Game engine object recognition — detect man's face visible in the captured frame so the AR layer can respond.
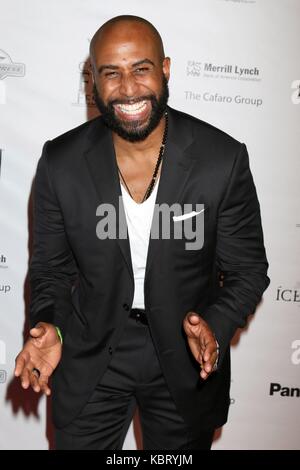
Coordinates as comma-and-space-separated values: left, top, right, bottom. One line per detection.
92, 22, 170, 142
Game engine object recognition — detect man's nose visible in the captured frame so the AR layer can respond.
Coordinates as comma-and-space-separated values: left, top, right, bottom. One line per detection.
119, 73, 138, 98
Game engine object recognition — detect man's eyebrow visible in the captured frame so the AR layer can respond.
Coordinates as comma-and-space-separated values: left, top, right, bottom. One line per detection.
97, 58, 155, 74
132, 58, 155, 68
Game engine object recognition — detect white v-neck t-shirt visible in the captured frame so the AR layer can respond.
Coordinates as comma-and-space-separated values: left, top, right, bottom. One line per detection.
120, 180, 159, 309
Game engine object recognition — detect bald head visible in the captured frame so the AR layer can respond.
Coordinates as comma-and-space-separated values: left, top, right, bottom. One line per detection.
90, 15, 165, 68
89, 15, 170, 142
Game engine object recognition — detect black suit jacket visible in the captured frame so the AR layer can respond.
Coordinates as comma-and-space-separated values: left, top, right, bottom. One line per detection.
30, 107, 269, 431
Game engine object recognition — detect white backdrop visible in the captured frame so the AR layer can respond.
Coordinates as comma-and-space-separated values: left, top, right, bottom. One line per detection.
0, 0, 299, 450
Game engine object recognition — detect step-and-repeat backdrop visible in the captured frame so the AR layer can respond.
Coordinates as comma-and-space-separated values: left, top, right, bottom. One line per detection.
0, 0, 299, 450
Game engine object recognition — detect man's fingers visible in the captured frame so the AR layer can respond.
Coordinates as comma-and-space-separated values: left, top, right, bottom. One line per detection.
203, 339, 218, 362
39, 374, 51, 396
187, 337, 206, 366
30, 371, 41, 393
20, 367, 31, 389
183, 311, 219, 380
14, 355, 26, 377
30, 326, 45, 338
183, 315, 201, 338
186, 313, 201, 325
25, 367, 51, 395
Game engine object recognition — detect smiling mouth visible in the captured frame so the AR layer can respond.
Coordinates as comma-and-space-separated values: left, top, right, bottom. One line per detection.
113, 99, 150, 119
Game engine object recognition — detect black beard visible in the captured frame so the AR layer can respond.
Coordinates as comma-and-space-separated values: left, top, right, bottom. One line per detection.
93, 76, 169, 142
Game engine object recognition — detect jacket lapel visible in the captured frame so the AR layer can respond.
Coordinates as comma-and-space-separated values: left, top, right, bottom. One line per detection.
83, 108, 197, 283
145, 108, 197, 277
84, 119, 133, 279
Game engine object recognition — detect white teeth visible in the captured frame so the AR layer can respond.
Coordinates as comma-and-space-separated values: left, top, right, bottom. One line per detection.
116, 100, 147, 115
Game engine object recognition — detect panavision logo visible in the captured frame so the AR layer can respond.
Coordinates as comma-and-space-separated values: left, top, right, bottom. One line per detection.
276, 286, 300, 303
187, 60, 261, 82
269, 383, 299, 397
0, 50, 25, 80
291, 80, 300, 104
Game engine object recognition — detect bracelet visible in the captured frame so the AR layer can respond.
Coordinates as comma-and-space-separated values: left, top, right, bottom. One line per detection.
55, 326, 63, 344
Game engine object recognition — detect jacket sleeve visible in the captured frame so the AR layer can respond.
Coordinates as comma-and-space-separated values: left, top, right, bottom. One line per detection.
200, 143, 270, 366
29, 142, 78, 336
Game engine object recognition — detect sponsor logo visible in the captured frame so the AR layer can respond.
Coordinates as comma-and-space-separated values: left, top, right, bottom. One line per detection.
187, 60, 261, 82
291, 80, 300, 104
0, 254, 8, 269
185, 90, 263, 107
0, 284, 11, 294
276, 286, 300, 303
73, 59, 96, 108
269, 382, 300, 397
291, 340, 300, 365
0, 49, 25, 80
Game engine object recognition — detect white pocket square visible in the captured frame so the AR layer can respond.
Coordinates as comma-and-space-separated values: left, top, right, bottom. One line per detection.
173, 209, 205, 222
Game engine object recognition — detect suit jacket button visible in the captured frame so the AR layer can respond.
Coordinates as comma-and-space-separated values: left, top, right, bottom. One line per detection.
123, 303, 129, 311
109, 347, 113, 355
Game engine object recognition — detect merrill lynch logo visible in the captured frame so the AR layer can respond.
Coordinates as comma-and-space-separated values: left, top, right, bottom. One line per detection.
0, 49, 25, 80
187, 60, 260, 80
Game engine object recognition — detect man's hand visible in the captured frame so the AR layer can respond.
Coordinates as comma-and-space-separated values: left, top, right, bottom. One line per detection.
183, 312, 219, 380
14, 322, 62, 396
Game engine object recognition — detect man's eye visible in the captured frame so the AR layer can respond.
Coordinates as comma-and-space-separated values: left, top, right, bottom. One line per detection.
135, 67, 149, 74
105, 71, 118, 78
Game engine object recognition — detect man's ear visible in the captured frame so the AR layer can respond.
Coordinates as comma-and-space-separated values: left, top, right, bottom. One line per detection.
162, 57, 171, 82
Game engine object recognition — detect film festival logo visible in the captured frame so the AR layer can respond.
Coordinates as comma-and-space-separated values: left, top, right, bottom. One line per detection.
187, 59, 261, 82
0, 49, 25, 104
73, 57, 96, 108
291, 80, 300, 105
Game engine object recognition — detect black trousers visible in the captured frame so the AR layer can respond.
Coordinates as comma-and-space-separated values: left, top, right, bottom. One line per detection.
55, 314, 214, 450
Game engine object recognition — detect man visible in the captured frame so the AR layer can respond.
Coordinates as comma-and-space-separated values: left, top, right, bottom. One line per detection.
15, 15, 269, 450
